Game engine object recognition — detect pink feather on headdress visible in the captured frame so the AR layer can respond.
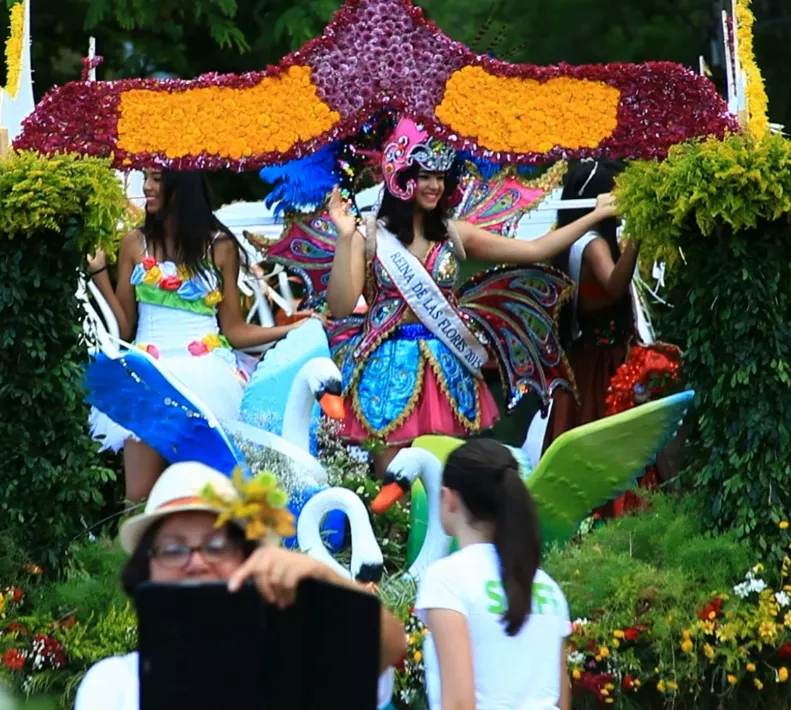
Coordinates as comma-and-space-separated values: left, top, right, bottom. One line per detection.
381, 117, 456, 200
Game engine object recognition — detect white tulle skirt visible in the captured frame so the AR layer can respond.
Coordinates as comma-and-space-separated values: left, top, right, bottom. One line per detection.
89, 304, 245, 453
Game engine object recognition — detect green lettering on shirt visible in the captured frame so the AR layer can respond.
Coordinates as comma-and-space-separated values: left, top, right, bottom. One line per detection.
483, 579, 561, 616
485, 579, 507, 614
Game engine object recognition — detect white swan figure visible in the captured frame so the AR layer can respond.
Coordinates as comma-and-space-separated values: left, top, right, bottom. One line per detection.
297, 487, 384, 584
371, 448, 452, 583
228, 320, 345, 486
281, 357, 344, 449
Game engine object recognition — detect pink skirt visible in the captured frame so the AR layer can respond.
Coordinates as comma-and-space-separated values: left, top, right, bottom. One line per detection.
338, 323, 499, 446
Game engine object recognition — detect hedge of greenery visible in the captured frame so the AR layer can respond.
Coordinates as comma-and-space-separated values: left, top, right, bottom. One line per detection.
616, 133, 791, 560
0, 152, 127, 568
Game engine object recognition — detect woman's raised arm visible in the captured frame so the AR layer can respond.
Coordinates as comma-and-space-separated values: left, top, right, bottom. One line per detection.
455, 192, 617, 265
326, 187, 366, 319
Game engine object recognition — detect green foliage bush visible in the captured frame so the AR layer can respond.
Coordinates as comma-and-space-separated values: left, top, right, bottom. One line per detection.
617, 134, 791, 559
0, 152, 127, 567
616, 132, 791, 264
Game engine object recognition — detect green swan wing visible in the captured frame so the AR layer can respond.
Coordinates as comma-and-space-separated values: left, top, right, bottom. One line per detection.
530, 390, 694, 547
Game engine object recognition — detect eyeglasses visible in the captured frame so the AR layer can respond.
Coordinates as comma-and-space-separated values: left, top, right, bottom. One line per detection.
149, 535, 242, 569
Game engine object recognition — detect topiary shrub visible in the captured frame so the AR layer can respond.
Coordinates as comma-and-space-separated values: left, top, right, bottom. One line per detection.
616, 132, 791, 560
0, 151, 127, 568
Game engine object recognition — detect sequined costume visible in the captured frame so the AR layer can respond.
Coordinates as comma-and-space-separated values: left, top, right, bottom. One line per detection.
259, 117, 576, 446
331, 224, 497, 443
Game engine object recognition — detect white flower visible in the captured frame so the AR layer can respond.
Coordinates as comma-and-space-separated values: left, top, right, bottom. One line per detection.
776, 591, 790, 608
568, 651, 585, 665
733, 575, 767, 599
573, 617, 590, 626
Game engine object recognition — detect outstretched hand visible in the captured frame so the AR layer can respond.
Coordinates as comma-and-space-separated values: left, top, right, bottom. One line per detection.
594, 192, 617, 219
227, 546, 330, 609
327, 186, 357, 239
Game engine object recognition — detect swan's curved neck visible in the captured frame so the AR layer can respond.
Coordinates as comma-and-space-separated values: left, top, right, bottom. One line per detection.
281, 362, 315, 449
408, 456, 451, 581
297, 489, 379, 581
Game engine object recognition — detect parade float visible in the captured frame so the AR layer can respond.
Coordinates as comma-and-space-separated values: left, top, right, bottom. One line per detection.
2, 0, 791, 707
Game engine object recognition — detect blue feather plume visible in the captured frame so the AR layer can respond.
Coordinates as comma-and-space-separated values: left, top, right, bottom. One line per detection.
85, 350, 248, 477
259, 143, 341, 215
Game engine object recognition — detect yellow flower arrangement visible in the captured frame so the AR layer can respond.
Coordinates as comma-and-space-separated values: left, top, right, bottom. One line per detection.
4, 1, 24, 99
201, 467, 295, 542
734, 0, 770, 140
436, 66, 620, 154
116, 65, 341, 160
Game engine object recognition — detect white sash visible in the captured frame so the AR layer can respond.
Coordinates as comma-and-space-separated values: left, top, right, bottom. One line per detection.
568, 231, 599, 341
375, 226, 488, 379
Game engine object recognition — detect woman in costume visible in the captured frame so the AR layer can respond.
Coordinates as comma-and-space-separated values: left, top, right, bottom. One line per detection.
415, 439, 571, 710
542, 160, 640, 509
326, 117, 617, 476
88, 169, 303, 501
74, 461, 406, 710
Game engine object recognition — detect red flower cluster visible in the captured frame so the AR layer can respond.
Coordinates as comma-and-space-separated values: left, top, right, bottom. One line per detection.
13, 0, 738, 172
605, 342, 682, 416
573, 670, 615, 702
698, 596, 723, 621
6, 621, 28, 635
2, 648, 26, 672
30, 634, 67, 671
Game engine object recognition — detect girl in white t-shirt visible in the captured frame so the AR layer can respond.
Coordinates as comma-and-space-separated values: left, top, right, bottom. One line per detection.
415, 438, 572, 710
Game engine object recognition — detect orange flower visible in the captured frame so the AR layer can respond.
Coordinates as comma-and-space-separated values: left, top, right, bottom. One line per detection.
436, 67, 620, 154
117, 66, 340, 159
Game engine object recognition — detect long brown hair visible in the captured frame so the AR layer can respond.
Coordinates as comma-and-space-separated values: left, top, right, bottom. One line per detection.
443, 439, 541, 636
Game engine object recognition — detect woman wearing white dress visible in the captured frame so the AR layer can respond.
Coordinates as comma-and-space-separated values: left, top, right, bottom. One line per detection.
415, 438, 572, 710
88, 170, 303, 501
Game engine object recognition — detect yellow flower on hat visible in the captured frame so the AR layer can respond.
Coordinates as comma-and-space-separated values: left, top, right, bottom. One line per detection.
201, 467, 295, 542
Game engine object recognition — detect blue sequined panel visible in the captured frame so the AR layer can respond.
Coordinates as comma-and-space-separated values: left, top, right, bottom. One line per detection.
424, 338, 478, 423
356, 324, 479, 431
357, 331, 422, 432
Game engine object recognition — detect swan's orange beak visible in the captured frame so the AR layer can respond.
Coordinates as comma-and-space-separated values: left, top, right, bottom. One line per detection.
319, 393, 345, 421
371, 482, 403, 515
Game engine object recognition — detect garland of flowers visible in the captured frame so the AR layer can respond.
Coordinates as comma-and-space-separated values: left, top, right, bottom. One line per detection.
14, 0, 737, 171
734, 0, 770, 140
3, 1, 24, 99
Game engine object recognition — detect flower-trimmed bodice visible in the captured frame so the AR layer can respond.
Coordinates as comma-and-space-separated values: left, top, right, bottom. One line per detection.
130, 256, 224, 316
129, 256, 234, 363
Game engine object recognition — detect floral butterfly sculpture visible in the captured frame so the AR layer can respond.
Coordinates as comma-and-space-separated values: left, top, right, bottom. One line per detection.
201, 467, 296, 542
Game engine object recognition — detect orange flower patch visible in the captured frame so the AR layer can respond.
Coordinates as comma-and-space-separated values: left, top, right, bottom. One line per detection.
116, 65, 340, 160
437, 66, 620, 154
